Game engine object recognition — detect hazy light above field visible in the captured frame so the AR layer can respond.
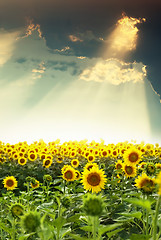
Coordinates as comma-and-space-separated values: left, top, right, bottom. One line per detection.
0, 13, 161, 145
0, 29, 20, 66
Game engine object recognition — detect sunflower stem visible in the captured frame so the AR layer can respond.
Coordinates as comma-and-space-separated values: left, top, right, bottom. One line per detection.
153, 195, 161, 240
146, 208, 149, 235
63, 180, 66, 195
92, 216, 98, 240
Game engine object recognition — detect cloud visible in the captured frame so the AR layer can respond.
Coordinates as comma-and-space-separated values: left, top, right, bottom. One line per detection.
0, 29, 20, 66
69, 35, 83, 42
32, 61, 46, 81
77, 56, 86, 59
69, 30, 103, 43
17, 19, 43, 40
148, 80, 161, 103
54, 46, 70, 52
104, 13, 146, 57
79, 58, 147, 85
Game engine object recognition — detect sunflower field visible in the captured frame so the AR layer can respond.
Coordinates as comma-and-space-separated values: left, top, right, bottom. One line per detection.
1, 139, 161, 240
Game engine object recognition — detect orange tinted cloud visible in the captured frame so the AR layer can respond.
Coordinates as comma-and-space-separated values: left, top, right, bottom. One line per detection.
69, 35, 83, 42
54, 46, 70, 52
77, 56, 86, 59
106, 13, 146, 56
17, 19, 43, 40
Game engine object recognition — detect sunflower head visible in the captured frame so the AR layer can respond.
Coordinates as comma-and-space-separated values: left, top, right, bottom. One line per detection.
43, 159, 52, 168
135, 173, 155, 193
62, 166, 76, 181
71, 159, 79, 168
81, 166, 107, 193
87, 154, 95, 162
10, 203, 24, 218
145, 162, 156, 176
115, 160, 124, 172
124, 147, 142, 165
82, 193, 105, 216
75, 170, 81, 180
31, 179, 40, 189
123, 164, 137, 178
156, 163, 161, 170
18, 157, 27, 166
25, 176, 32, 183
3, 176, 18, 191
43, 174, 52, 183
84, 162, 99, 172
21, 211, 41, 233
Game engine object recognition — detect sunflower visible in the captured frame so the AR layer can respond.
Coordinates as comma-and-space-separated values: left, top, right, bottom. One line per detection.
139, 162, 147, 169
94, 149, 100, 156
145, 162, 156, 176
61, 165, 70, 174
156, 163, 161, 170
84, 162, 99, 171
31, 180, 40, 189
3, 176, 18, 190
38, 153, 45, 160
87, 154, 95, 162
71, 159, 79, 168
135, 173, 155, 193
28, 151, 38, 161
81, 166, 107, 193
18, 157, 27, 166
115, 160, 124, 172
13, 153, 19, 160
43, 158, 53, 168
101, 149, 108, 158
145, 143, 153, 151
10, 203, 24, 218
62, 166, 76, 181
70, 150, 77, 158
124, 147, 142, 165
75, 170, 81, 180
112, 149, 118, 158
123, 164, 137, 178
56, 156, 64, 163
155, 171, 161, 195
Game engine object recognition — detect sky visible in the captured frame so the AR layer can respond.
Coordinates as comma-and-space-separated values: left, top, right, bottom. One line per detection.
0, 0, 161, 145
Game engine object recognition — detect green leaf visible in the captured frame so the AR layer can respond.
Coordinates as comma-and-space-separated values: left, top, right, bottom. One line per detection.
0, 222, 13, 236
119, 211, 142, 220
106, 228, 124, 238
68, 233, 93, 240
125, 198, 152, 210
37, 201, 55, 208
61, 228, 71, 238
53, 216, 66, 232
98, 223, 122, 236
80, 226, 93, 232
18, 233, 35, 240
130, 234, 151, 240
66, 213, 81, 223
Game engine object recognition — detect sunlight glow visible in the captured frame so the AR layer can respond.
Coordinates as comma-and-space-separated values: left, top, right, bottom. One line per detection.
0, 29, 20, 66
79, 58, 147, 85
105, 13, 146, 57
1, 74, 151, 145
